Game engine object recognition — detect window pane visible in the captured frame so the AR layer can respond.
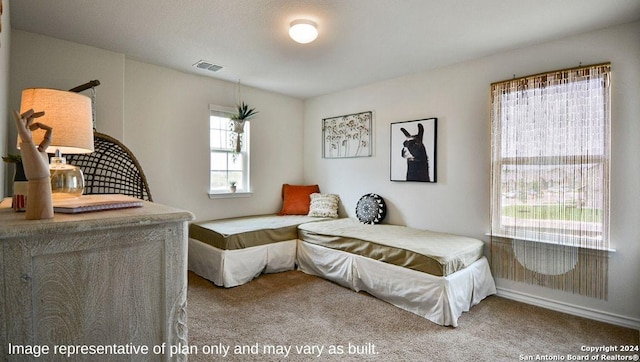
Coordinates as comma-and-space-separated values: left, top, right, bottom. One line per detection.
210, 171, 228, 190
210, 115, 227, 129
210, 151, 228, 170
228, 171, 243, 189
228, 153, 243, 171
211, 114, 233, 150
210, 129, 224, 148
500, 81, 606, 159
499, 162, 604, 242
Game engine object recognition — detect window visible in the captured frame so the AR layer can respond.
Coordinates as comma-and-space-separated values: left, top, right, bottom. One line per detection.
490, 64, 611, 250
209, 105, 250, 194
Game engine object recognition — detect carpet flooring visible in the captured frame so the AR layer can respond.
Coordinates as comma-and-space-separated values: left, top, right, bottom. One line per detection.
186, 271, 638, 361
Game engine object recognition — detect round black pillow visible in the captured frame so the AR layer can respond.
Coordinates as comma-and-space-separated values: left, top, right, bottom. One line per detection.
355, 193, 387, 224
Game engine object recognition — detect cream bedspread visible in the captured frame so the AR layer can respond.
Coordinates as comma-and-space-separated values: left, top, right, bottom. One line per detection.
297, 240, 496, 327
297, 218, 484, 276
189, 214, 327, 250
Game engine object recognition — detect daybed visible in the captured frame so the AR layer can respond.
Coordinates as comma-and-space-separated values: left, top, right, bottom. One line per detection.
188, 214, 326, 287
188, 188, 495, 327
296, 218, 496, 327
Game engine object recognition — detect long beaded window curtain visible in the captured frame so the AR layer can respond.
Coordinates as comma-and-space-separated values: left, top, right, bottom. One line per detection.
489, 63, 611, 299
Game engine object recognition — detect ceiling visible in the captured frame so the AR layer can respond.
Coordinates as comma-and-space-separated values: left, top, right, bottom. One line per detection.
9, 0, 640, 99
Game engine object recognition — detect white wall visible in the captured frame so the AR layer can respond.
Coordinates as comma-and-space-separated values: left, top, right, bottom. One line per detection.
0, 0, 10, 198
7, 30, 305, 221
123, 60, 305, 219
9, 31, 125, 140
303, 22, 640, 326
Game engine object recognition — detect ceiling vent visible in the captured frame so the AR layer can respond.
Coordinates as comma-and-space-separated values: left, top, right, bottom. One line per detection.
193, 60, 223, 72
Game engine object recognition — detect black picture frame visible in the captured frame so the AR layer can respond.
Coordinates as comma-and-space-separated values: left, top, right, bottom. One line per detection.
390, 118, 437, 182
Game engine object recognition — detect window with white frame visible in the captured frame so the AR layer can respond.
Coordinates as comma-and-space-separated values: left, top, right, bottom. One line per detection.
490, 63, 610, 250
209, 105, 250, 193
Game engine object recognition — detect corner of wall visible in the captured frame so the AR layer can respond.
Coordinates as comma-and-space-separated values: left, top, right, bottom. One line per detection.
1, 0, 12, 198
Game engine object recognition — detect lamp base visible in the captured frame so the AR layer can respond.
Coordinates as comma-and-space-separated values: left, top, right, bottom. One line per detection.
50, 156, 84, 199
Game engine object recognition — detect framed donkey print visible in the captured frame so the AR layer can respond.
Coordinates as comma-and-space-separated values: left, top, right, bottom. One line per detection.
390, 118, 437, 182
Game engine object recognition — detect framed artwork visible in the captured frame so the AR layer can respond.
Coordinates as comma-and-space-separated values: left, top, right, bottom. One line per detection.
322, 111, 372, 158
390, 118, 437, 182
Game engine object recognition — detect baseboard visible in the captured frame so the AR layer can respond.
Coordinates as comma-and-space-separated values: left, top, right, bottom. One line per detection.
496, 287, 640, 331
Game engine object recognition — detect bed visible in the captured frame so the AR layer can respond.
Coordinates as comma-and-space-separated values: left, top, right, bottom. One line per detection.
188, 214, 327, 287
296, 218, 496, 327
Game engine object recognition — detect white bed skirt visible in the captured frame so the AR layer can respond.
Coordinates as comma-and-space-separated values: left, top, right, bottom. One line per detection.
296, 240, 496, 327
188, 238, 297, 288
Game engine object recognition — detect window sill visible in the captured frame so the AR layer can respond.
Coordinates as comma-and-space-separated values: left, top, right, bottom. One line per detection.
486, 233, 616, 254
208, 191, 253, 199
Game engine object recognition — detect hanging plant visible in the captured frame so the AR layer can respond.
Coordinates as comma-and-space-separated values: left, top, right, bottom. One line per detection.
230, 102, 258, 154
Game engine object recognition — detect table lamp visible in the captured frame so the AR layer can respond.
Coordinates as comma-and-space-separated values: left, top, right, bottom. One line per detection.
19, 88, 94, 199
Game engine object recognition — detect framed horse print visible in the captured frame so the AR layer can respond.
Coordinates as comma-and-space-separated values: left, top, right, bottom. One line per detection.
390, 118, 437, 182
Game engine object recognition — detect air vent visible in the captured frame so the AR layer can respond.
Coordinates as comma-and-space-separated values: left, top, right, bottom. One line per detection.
193, 60, 223, 72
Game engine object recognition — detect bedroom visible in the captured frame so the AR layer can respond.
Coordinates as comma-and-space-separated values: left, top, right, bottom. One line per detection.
1, 0, 639, 359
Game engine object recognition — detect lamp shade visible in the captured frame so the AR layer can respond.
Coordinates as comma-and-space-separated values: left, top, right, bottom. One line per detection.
19, 88, 94, 154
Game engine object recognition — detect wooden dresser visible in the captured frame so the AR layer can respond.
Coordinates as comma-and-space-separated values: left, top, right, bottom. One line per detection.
0, 200, 194, 361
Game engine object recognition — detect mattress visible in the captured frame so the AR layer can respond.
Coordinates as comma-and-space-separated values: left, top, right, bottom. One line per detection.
297, 218, 484, 276
189, 214, 327, 250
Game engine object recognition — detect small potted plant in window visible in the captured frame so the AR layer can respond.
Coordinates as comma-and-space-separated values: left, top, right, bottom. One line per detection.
229, 181, 237, 193
230, 102, 258, 154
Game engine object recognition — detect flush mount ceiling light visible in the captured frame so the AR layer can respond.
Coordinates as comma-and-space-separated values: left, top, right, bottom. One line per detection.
289, 20, 318, 44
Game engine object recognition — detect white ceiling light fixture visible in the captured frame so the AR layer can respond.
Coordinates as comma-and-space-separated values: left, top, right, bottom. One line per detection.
289, 20, 318, 44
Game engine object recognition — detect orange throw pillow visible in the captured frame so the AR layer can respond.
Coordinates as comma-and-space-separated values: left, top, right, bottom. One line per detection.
279, 184, 320, 215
